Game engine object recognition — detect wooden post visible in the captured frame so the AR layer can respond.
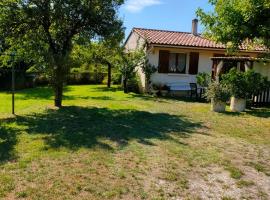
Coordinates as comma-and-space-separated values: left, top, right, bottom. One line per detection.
11, 52, 15, 115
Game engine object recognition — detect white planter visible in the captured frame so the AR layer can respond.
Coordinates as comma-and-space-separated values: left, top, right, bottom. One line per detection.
211, 99, 226, 112
230, 97, 246, 112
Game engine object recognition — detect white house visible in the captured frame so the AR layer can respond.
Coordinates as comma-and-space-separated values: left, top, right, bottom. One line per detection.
124, 19, 270, 92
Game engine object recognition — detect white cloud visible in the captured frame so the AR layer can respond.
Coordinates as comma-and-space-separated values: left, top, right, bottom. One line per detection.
124, 0, 162, 13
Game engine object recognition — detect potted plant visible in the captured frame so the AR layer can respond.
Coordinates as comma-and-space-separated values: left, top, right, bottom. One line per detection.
205, 81, 230, 112
222, 69, 267, 112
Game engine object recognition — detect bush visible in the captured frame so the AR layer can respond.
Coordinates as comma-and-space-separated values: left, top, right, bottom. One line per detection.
34, 74, 50, 86
127, 76, 140, 93
112, 73, 122, 84
196, 72, 211, 87
205, 81, 231, 102
222, 68, 269, 99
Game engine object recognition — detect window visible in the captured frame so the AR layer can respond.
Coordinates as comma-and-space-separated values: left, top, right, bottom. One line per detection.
158, 50, 187, 74
168, 53, 187, 73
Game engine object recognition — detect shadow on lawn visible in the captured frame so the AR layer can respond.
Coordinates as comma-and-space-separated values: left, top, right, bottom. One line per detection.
16, 87, 72, 100
246, 108, 270, 118
0, 125, 17, 163
221, 108, 270, 118
92, 86, 122, 92
14, 106, 202, 150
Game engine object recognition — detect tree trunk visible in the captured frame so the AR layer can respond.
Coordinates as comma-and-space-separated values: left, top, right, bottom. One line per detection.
54, 83, 63, 108
107, 63, 112, 88
123, 78, 128, 93
52, 63, 65, 108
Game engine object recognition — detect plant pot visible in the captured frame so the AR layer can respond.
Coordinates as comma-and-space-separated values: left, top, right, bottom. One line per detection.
230, 97, 246, 112
160, 90, 168, 96
211, 99, 226, 112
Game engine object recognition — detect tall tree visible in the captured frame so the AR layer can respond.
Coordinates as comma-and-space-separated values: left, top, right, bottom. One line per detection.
197, 0, 270, 49
0, 0, 124, 107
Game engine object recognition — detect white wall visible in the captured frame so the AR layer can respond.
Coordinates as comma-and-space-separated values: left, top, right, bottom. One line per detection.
148, 47, 215, 85
124, 32, 147, 90
125, 32, 145, 51
125, 33, 269, 90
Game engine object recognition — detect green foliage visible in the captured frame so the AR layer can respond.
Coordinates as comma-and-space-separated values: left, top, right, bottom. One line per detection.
205, 81, 231, 102
119, 49, 146, 93
70, 40, 123, 87
222, 68, 269, 99
196, 72, 211, 87
222, 69, 249, 99
141, 59, 157, 85
225, 165, 244, 179
0, 0, 124, 107
197, 0, 270, 49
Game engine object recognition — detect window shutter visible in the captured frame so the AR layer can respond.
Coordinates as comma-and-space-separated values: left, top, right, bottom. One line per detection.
189, 52, 199, 75
158, 50, 169, 73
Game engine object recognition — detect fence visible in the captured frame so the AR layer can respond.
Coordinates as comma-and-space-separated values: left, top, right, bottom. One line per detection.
252, 87, 270, 107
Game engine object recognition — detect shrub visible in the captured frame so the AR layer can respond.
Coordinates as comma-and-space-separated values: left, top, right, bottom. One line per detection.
127, 76, 140, 93
222, 68, 269, 99
141, 60, 157, 91
205, 81, 231, 102
112, 72, 122, 84
196, 72, 211, 87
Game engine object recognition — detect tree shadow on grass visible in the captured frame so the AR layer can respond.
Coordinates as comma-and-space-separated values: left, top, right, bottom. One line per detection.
221, 108, 270, 118
92, 86, 122, 92
245, 108, 270, 118
16, 87, 72, 100
14, 106, 202, 150
0, 125, 17, 163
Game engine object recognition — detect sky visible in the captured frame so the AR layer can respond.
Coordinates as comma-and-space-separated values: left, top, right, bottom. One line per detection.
119, 0, 214, 38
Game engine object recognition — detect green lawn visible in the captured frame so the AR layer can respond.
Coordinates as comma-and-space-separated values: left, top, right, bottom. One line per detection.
0, 85, 270, 200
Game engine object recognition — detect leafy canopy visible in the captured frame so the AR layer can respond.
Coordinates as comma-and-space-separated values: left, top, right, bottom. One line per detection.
0, 0, 124, 107
221, 68, 269, 99
197, 0, 270, 49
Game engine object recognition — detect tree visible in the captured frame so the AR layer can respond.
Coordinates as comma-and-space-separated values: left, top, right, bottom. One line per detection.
197, 0, 270, 49
119, 49, 145, 93
0, 0, 124, 107
91, 40, 123, 88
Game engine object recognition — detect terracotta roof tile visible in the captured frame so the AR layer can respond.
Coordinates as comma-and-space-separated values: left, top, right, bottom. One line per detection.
132, 28, 266, 52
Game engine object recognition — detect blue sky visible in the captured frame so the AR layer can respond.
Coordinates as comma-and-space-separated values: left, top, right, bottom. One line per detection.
119, 0, 213, 38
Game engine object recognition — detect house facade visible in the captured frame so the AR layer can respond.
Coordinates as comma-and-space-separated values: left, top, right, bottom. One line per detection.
124, 19, 270, 92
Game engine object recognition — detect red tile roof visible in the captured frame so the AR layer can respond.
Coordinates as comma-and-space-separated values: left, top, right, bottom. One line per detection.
132, 28, 266, 52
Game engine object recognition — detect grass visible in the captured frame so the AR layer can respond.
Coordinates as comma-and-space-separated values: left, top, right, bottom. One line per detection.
0, 85, 270, 199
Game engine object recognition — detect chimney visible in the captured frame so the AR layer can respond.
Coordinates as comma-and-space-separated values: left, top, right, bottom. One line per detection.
192, 19, 198, 35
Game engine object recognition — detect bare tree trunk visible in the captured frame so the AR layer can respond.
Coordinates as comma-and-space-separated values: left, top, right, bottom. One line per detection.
54, 83, 63, 108
107, 63, 112, 88
123, 78, 128, 93
52, 63, 65, 108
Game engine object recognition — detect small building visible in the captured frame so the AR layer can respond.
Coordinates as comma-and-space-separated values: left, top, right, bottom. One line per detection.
124, 19, 270, 92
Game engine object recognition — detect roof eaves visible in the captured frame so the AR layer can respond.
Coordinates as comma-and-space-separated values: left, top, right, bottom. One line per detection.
150, 43, 267, 53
